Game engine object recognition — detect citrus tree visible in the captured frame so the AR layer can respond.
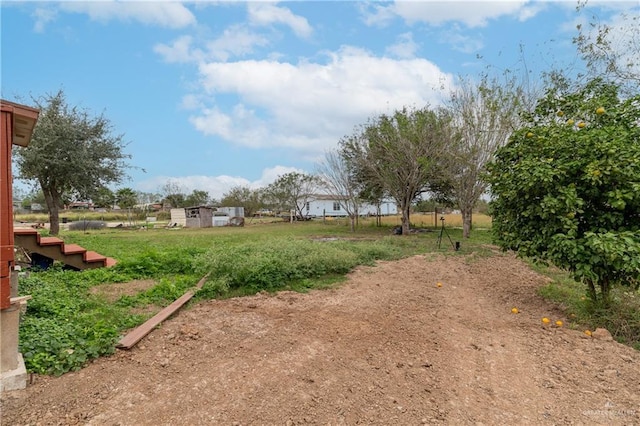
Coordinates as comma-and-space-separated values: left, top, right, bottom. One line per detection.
488, 78, 640, 302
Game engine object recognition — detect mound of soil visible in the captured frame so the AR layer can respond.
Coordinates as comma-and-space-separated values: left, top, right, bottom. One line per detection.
2, 253, 639, 425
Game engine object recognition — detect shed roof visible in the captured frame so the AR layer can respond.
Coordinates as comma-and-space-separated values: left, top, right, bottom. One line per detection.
1, 99, 40, 147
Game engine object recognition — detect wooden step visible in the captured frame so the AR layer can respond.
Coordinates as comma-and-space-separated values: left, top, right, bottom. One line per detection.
38, 236, 64, 246
14, 228, 117, 269
62, 244, 86, 255
83, 251, 107, 263
13, 228, 38, 236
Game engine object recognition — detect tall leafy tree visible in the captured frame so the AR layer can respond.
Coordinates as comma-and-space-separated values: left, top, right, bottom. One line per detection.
444, 74, 523, 238
90, 186, 116, 209
115, 187, 137, 210
116, 187, 137, 225
488, 78, 640, 303
185, 189, 210, 207
220, 185, 264, 217
265, 172, 319, 219
355, 107, 452, 235
14, 90, 131, 234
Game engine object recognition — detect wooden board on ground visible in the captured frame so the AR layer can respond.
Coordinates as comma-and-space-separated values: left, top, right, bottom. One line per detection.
116, 274, 208, 349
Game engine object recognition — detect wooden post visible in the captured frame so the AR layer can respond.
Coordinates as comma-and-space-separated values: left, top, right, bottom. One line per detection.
0, 108, 13, 309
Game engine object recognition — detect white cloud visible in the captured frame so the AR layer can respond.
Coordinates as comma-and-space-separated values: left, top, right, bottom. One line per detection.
154, 35, 203, 64
205, 24, 271, 61
247, 3, 313, 38
362, 1, 540, 28
135, 166, 302, 200
32, 7, 58, 33
518, 3, 548, 22
255, 165, 304, 187
188, 46, 454, 158
59, 1, 196, 29
439, 25, 484, 53
386, 32, 419, 59
358, 2, 398, 27
180, 94, 204, 110
155, 25, 270, 64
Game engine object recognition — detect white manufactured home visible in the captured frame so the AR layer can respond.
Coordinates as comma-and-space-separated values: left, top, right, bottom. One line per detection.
302, 195, 398, 218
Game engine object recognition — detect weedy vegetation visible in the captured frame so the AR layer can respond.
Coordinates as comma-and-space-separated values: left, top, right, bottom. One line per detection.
18, 220, 487, 375
16, 214, 639, 375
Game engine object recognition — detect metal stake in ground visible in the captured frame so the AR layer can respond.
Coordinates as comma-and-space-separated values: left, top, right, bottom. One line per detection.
436, 216, 456, 250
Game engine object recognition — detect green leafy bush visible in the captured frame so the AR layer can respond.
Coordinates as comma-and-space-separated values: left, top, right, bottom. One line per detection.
489, 79, 640, 302
193, 238, 401, 292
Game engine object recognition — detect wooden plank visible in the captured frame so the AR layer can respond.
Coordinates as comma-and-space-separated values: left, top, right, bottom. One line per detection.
116, 274, 209, 350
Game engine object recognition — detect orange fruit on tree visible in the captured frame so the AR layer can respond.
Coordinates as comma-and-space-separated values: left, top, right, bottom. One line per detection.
557, 111, 564, 117
567, 119, 575, 126
596, 107, 605, 115
526, 132, 534, 138
577, 121, 586, 128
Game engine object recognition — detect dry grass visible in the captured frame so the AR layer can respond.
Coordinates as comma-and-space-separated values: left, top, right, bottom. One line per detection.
358, 212, 492, 228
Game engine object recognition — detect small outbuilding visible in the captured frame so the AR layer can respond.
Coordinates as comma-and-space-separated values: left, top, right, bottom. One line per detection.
170, 206, 245, 228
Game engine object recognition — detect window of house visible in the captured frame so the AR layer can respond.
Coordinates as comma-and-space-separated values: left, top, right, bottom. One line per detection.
333, 202, 341, 211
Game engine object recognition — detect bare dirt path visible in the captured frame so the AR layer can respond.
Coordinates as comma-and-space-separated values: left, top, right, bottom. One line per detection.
2, 253, 639, 425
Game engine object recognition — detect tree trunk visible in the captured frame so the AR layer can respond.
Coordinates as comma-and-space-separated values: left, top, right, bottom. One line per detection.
461, 206, 473, 238
42, 186, 61, 235
600, 278, 611, 306
349, 214, 355, 232
587, 280, 597, 302
401, 202, 411, 235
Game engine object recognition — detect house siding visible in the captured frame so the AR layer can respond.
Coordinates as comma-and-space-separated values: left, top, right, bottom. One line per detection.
303, 196, 398, 217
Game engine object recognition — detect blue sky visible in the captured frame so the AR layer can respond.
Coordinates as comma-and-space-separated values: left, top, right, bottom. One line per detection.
2, 1, 638, 200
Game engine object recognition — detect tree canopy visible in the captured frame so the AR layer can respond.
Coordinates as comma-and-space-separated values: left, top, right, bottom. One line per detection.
14, 90, 131, 234
264, 172, 318, 219
488, 78, 640, 302
345, 107, 453, 235
220, 185, 263, 217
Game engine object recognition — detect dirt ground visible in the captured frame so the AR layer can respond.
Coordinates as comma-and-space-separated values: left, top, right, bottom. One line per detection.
2, 253, 640, 425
